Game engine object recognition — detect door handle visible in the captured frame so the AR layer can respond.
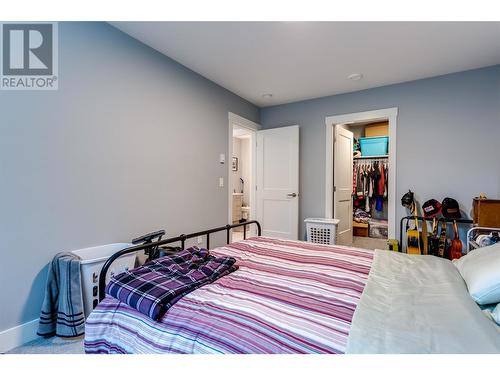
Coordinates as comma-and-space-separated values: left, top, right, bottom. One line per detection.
287, 193, 297, 198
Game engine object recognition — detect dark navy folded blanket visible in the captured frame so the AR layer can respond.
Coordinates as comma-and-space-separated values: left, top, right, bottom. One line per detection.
105, 246, 238, 320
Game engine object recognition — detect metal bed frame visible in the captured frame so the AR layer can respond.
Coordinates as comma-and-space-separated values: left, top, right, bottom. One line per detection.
466, 226, 500, 252
98, 220, 262, 301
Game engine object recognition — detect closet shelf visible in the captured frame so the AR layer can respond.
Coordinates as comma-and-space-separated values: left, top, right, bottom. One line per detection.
353, 155, 388, 160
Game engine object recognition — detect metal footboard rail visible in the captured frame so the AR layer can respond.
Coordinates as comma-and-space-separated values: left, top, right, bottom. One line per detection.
98, 220, 262, 301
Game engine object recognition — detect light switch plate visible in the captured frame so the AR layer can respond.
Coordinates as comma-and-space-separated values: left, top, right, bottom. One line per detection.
219, 153, 225, 164
219, 177, 224, 187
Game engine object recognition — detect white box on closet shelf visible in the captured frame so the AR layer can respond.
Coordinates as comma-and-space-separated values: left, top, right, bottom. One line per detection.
72, 243, 136, 317
305, 218, 340, 245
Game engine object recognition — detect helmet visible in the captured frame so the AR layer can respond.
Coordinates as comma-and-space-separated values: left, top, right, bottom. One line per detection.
401, 190, 415, 210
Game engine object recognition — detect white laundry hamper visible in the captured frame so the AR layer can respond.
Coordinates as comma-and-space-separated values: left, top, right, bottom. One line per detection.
305, 218, 340, 245
71, 243, 136, 317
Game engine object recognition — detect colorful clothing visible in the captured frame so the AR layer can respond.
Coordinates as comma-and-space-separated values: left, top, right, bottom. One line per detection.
105, 247, 237, 320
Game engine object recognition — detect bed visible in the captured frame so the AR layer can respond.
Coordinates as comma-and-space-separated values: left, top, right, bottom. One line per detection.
84, 223, 500, 354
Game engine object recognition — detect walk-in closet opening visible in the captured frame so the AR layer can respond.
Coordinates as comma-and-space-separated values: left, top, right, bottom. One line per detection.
344, 121, 389, 249
325, 108, 398, 250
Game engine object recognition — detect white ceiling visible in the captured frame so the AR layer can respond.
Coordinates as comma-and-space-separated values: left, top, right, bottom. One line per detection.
111, 22, 500, 107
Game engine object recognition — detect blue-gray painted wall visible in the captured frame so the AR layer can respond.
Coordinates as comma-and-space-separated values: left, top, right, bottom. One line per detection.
0, 21, 498, 337
0, 22, 259, 332
260, 65, 500, 240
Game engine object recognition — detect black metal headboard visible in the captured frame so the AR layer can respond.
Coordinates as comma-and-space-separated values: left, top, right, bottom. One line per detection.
98, 220, 262, 301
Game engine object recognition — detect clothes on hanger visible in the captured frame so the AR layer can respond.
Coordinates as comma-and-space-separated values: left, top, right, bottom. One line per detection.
377, 163, 385, 211
356, 164, 364, 199
352, 158, 388, 215
384, 164, 388, 198
352, 163, 358, 195
375, 196, 384, 212
368, 164, 374, 198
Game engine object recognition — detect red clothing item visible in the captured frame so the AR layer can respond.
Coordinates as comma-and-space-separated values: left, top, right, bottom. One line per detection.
378, 163, 385, 196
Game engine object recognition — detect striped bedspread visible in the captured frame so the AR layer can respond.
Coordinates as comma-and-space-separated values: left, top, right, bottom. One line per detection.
84, 237, 373, 354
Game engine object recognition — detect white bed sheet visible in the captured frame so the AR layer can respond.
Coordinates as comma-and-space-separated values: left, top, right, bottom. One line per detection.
347, 250, 500, 353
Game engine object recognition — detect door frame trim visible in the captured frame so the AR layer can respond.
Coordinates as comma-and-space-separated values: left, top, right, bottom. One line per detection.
228, 113, 260, 235
325, 107, 398, 239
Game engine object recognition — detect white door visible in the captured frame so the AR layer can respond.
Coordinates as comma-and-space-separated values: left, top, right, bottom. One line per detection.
334, 126, 353, 245
256, 125, 299, 239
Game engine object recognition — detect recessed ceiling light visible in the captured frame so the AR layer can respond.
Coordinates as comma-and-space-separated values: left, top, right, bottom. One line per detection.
347, 73, 363, 81
262, 93, 273, 99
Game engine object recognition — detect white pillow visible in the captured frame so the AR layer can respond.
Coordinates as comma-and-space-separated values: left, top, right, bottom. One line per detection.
492, 304, 500, 325
453, 241, 500, 305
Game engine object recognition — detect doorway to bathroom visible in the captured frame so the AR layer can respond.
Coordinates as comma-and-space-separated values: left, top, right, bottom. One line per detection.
228, 113, 259, 241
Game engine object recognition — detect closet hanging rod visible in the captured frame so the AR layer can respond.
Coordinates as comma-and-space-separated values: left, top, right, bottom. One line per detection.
353, 155, 388, 160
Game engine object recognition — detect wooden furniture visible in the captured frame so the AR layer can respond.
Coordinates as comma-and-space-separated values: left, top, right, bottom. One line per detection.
472, 198, 500, 227
353, 221, 369, 237
232, 193, 243, 224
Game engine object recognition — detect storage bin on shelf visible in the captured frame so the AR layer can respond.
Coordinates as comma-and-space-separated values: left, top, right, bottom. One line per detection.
305, 218, 340, 245
365, 122, 389, 137
71, 243, 136, 316
359, 136, 388, 156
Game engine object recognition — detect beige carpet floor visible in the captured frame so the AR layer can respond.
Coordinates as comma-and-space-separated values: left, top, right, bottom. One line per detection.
349, 236, 387, 250
6, 336, 84, 354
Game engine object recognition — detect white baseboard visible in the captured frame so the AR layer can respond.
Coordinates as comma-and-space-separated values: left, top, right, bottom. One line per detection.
0, 319, 39, 353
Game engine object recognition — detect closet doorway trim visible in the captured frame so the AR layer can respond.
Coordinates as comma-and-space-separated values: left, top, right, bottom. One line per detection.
324, 107, 398, 239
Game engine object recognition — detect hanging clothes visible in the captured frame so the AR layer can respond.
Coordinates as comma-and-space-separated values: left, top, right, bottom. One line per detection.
356, 165, 364, 199
384, 164, 388, 198
352, 164, 357, 195
352, 158, 388, 216
378, 163, 385, 197
373, 161, 381, 195
368, 164, 374, 198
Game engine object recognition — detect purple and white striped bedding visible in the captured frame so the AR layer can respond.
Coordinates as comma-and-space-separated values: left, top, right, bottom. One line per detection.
84, 237, 373, 354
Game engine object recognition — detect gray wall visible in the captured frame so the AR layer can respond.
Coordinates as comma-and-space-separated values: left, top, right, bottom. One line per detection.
260, 65, 500, 240
0, 22, 259, 332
